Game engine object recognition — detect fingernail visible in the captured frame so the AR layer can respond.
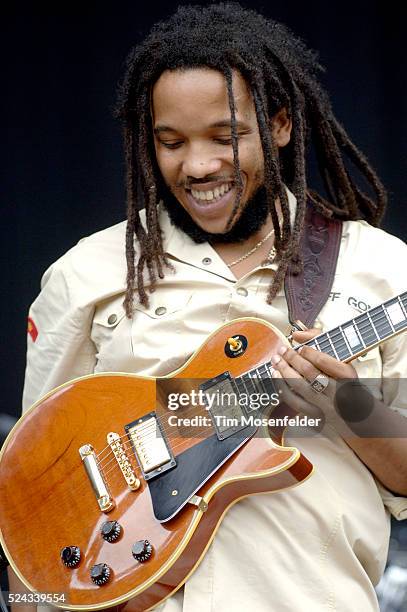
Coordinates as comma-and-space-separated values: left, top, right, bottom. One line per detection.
278, 346, 287, 356
271, 354, 281, 364
272, 369, 282, 378
297, 346, 304, 354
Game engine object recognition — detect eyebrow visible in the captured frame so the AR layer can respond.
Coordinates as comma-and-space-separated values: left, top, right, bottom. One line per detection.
153, 120, 251, 134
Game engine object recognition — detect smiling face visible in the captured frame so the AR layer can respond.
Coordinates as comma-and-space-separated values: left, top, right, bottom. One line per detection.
152, 68, 291, 235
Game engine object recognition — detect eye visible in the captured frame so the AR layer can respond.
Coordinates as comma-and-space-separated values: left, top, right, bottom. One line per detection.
215, 138, 233, 145
214, 134, 243, 145
159, 141, 183, 149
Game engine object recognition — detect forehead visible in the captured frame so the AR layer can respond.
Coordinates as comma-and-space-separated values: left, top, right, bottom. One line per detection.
151, 68, 255, 128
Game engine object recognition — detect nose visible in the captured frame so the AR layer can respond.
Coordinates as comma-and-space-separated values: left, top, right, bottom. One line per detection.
181, 144, 223, 179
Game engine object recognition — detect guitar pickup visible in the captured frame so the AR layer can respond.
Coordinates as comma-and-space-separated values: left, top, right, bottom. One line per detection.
126, 412, 176, 481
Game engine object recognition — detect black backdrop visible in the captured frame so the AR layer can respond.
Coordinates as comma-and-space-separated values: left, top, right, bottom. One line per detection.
2, 1, 407, 419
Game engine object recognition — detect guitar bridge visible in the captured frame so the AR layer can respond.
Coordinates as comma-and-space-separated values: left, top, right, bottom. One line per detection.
79, 444, 115, 513
107, 432, 140, 490
126, 412, 176, 481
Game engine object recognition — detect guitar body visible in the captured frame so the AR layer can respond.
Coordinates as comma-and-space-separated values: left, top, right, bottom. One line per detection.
0, 318, 313, 611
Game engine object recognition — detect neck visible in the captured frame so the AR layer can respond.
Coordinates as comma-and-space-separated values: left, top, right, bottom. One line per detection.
212, 215, 277, 272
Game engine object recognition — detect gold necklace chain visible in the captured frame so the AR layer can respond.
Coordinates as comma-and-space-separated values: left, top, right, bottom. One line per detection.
227, 228, 276, 268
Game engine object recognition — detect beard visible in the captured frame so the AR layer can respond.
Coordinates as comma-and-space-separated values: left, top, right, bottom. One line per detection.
160, 184, 270, 244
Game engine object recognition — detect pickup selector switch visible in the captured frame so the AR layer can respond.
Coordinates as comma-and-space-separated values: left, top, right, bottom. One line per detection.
132, 540, 153, 563
90, 563, 111, 586
60, 546, 81, 568
101, 520, 122, 542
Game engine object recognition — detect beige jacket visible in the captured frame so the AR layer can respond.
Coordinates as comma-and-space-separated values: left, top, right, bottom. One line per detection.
24, 194, 407, 611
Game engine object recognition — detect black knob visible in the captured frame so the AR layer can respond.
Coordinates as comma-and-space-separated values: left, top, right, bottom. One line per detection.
90, 563, 111, 586
101, 520, 122, 542
60, 546, 81, 568
132, 540, 153, 563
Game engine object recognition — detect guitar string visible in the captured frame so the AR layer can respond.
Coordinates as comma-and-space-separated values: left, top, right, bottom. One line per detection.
96, 308, 403, 468
96, 310, 398, 469
101, 426, 215, 480
76, 312, 407, 497
49, 424, 216, 505
67, 426, 217, 502
44, 305, 406, 503
96, 373, 268, 472
94, 374, 265, 464
97, 405, 244, 473
95, 372, 270, 469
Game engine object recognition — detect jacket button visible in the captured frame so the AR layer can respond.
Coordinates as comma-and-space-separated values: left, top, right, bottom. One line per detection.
202, 257, 212, 265
236, 287, 248, 297
155, 307, 167, 316
107, 314, 118, 325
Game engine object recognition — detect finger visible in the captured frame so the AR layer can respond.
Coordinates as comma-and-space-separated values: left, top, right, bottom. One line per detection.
271, 348, 302, 380
271, 349, 322, 400
297, 345, 358, 380
291, 328, 321, 343
271, 374, 326, 422
274, 345, 321, 383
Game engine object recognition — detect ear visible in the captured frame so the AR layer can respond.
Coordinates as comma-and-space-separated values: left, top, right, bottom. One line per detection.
271, 107, 292, 148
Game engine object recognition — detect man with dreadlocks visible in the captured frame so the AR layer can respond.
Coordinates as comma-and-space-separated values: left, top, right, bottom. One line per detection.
13, 3, 407, 611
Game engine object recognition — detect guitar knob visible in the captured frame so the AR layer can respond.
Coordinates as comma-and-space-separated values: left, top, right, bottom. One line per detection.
101, 520, 122, 542
60, 546, 81, 568
90, 563, 111, 586
132, 540, 153, 563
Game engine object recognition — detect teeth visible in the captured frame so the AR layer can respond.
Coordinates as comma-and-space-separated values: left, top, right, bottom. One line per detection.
190, 183, 232, 203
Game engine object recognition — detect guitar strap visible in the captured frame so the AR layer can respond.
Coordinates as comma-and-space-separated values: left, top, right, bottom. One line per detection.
284, 203, 343, 329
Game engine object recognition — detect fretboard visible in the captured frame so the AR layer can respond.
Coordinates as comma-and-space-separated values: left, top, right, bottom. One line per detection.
236, 291, 407, 394
302, 291, 407, 361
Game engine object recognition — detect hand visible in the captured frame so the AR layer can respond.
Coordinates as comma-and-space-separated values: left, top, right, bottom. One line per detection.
270, 328, 358, 425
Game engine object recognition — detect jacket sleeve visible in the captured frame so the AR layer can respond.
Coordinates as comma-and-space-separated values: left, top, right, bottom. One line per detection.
22, 256, 97, 412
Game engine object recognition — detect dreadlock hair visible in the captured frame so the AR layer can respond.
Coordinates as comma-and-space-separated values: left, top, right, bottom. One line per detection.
115, 2, 387, 318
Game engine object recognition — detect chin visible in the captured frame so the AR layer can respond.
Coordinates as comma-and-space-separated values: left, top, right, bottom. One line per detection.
160, 183, 269, 245
192, 217, 230, 235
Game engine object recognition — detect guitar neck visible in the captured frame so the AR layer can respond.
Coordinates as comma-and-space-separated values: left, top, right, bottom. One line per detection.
301, 291, 407, 362
236, 292, 407, 394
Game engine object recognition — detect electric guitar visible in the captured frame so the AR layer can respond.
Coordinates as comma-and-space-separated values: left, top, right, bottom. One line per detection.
0, 291, 406, 611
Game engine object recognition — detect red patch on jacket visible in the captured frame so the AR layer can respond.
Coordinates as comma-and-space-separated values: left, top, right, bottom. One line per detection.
27, 317, 38, 342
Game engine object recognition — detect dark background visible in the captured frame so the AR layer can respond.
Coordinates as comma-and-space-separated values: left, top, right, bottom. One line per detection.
2, 1, 407, 419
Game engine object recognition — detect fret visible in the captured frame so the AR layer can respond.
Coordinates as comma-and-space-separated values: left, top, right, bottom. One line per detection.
234, 376, 247, 398
240, 376, 253, 406
366, 312, 380, 341
354, 313, 378, 348
265, 362, 275, 379
245, 371, 258, 394
256, 364, 269, 379
338, 325, 353, 356
327, 327, 351, 360
369, 305, 393, 339
256, 364, 275, 395
234, 292, 406, 401
325, 331, 339, 359
313, 338, 322, 351
254, 365, 267, 395
312, 334, 336, 358
398, 295, 407, 319
342, 321, 365, 355
385, 297, 407, 331
234, 378, 249, 411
